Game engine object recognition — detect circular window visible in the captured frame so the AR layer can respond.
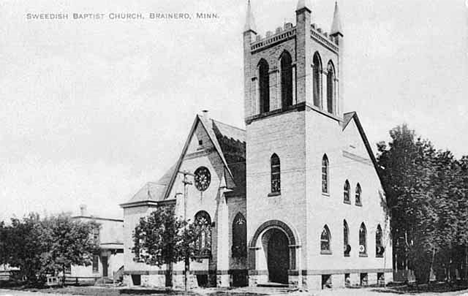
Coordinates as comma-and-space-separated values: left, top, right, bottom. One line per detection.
194, 166, 211, 191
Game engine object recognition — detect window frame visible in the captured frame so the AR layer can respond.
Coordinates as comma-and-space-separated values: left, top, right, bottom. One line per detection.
359, 223, 367, 257
313, 52, 323, 108
343, 220, 350, 257
320, 225, 332, 255
326, 61, 335, 114
280, 51, 293, 109
231, 212, 247, 258
355, 183, 362, 206
376, 224, 384, 258
258, 59, 270, 114
322, 155, 329, 195
194, 211, 212, 258
92, 254, 99, 273
343, 180, 350, 204
270, 154, 281, 195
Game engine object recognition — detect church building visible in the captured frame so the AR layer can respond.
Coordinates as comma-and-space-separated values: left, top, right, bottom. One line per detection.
121, 0, 393, 290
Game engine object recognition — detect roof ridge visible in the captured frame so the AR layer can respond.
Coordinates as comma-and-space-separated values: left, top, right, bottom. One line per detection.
211, 119, 246, 132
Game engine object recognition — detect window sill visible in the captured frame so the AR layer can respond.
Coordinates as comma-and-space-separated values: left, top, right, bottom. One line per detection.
344, 200, 351, 205
322, 192, 330, 197
376, 254, 384, 258
344, 253, 350, 257
268, 192, 281, 197
194, 255, 211, 260
320, 250, 332, 255
355, 203, 362, 207
359, 253, 368, 257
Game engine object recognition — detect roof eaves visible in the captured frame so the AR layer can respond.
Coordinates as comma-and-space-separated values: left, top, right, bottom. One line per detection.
162, 116, 200, 200
349, 113, 385, 189
199, 116, 237, 189
342, 111, 356, 131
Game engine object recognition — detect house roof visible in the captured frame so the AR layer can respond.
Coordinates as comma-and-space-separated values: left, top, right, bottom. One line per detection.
121, 116, 246, 208
211, 120, 246, 196
126, 164, 176, 204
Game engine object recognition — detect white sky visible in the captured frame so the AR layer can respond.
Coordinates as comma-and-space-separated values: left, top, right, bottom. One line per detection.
0, 0, 467, 220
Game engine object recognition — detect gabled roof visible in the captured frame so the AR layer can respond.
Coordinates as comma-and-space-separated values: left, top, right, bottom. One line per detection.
121, 115, 246, 208
162, 115, 246, 199
211, 120, 246, 196
342, 111, 384, 185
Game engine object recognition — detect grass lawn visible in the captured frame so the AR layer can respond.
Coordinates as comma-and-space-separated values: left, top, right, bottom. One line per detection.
1, 283, 468, 296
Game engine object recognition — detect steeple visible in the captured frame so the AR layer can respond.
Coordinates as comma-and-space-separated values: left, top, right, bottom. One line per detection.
244, 0, 257, 33
330, 1, 343, 37
296, 0, 312, 13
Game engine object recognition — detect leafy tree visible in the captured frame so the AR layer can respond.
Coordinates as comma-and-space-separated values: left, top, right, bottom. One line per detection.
37, 214, 100, 284
132, 206, 200, 289
378, 124, 468, 283
7, 213, 44, 283
0, 221, 8, 267
0, 213, 100, 286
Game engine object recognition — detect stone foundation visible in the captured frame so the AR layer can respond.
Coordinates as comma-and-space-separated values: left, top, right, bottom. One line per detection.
217, 274, 230, 287
248, 271, 394, 290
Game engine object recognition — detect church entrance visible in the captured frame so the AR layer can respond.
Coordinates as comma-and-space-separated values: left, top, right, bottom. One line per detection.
250, 220, 297, 287
266, 229, 289, 284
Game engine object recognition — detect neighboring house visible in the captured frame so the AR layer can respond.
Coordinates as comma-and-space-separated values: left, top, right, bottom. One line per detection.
121, 0, 393, 290
70, 205, 124, 282
0, 265, 20, 282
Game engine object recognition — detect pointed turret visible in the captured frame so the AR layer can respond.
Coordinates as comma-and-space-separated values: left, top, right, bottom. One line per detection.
330, 1, 343, 37
243, 0, 257, 120
296, 0, 312, 13
244, 0, 257, 33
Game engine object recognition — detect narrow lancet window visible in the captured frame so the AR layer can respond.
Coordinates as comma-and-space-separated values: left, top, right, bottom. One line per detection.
320, 225, 331, 253
271, 154, 281, 193
280, 51, 293, 108
326, 61, 335, 114
313, 52, 322, 108
359, 223, 367, 256
322, 155, 329, 194
258, 59, 270, 113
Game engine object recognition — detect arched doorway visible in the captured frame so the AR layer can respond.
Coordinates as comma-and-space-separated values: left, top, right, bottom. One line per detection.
266, 229, 289, 284
249, 220, 298, 286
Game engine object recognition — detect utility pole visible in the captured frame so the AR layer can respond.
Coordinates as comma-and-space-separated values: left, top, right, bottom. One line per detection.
178, 170, 193, 291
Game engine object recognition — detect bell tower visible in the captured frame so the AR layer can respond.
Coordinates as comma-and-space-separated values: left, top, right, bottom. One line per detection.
243, 0, 346, 288
243, 0, 344, 122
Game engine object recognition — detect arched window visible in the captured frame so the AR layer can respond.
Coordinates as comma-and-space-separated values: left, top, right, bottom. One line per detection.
232, 213, 247, 258
322, 155, 329, 194
280, 51, 293, 109
326, 61, 335, 114
313, 52, 322, 108
271, 154, 281, 193
343, 220, 350, 256
194, 211, 212, 257
355, 183, 362, 205
258, 59, 270, 113
320, 225, 331, 253
343, 180, 350, 204
359, 223, 367, 256
376, 224, 384, 257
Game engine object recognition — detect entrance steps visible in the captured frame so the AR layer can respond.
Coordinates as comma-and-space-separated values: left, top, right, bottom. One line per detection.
257, 282, 289, 288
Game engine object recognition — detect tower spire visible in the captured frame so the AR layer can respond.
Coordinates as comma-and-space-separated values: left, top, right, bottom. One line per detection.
296, 0, 312, 12
244, 0, 257, 33
330, 1, 343, 36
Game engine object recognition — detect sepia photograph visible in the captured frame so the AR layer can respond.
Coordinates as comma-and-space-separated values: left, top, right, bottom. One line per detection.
0, 0, 467, 295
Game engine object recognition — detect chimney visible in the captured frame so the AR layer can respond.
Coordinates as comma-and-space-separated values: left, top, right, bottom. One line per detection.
202, 110, 209, 120
80, 204, 88, 216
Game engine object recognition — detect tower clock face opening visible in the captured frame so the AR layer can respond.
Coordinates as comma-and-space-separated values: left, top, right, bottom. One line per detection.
194, 166, 211, 191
